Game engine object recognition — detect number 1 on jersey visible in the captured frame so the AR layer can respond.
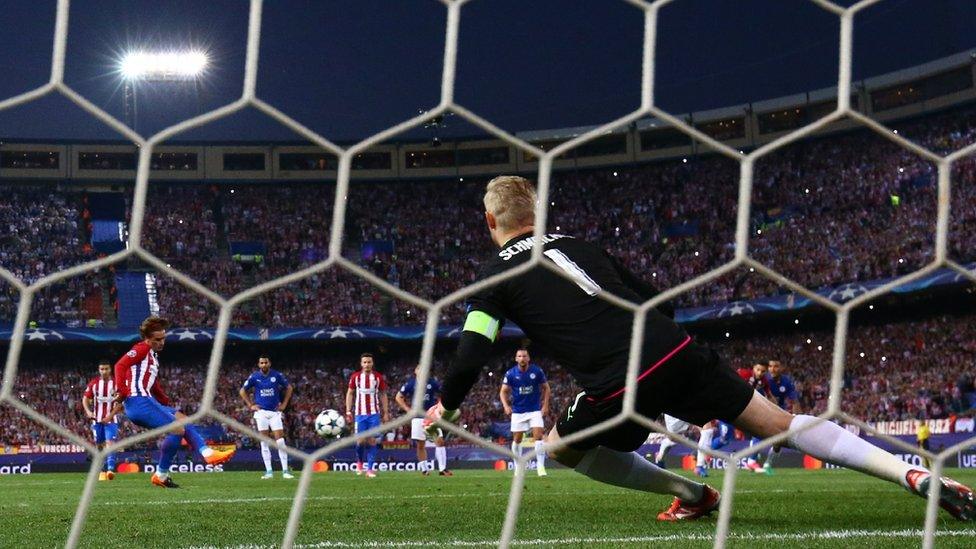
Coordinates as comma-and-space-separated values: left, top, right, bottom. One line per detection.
544, 249, 602, 296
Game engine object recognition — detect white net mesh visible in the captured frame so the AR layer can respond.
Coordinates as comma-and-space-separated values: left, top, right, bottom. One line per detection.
2, 0, 976, 547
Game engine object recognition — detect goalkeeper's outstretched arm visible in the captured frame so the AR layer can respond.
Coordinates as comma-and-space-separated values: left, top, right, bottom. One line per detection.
439, 311, 500, 411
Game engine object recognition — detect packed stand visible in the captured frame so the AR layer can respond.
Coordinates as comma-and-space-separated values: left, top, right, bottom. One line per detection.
140, 184, 413, 327
0, 185, 106, 326
714, 314, 976, 421
4, 310, 975, 448
9, 104, 974, 329
170, 106, 976, 326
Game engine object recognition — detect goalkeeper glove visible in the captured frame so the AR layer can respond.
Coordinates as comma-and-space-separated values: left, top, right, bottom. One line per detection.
424, 402, 460, 437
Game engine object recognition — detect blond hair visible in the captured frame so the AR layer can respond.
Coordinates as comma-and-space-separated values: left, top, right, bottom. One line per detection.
484, 175, 537, 232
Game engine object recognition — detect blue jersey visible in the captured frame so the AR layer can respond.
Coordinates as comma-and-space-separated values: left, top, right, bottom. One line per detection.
242, 369, 290, 411
767, 374, 797, 410
398, 377, 441, 410
503, 365, 547, 414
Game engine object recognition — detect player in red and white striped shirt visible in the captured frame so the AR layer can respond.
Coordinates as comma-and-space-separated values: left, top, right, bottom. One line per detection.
344, 353, 389, 477
113, 316, 235, 488
83, 360, 120, 481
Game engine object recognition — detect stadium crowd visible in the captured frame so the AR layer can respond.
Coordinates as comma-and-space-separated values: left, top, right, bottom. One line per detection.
2, 104, 976, 449
3, 105, 975, 330
0, 186, 104, 326
3, 312, 974, 449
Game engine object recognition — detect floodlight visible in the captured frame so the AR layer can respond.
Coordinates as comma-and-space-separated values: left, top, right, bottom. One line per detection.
120, 50, 209, 81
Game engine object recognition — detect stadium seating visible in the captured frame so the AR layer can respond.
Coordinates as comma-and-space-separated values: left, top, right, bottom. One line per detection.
4, 313, 973, 448
2, 105, 975, 329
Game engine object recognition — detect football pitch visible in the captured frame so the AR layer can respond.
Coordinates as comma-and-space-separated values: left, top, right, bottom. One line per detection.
2, 469, 976, 548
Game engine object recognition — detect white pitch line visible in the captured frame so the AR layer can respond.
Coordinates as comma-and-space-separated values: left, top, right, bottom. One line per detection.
191, 528, 976, 549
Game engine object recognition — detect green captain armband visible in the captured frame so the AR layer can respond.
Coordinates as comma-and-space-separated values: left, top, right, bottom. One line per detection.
462, 311, 500, 341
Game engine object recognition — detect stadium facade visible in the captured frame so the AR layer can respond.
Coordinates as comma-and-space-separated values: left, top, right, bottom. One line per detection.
1, 51, 974, 184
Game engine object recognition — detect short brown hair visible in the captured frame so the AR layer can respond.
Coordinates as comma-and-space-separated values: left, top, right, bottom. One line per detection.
139, 316, 171, 339
360, 352, 374, 360
484, 175, 537, 232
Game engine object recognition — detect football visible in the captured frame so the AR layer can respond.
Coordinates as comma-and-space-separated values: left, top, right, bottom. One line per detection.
314, 409, 346, 437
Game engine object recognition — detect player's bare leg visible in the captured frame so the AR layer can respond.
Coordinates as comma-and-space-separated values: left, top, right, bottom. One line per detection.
545, 426, 720, 521
733, 391, 975, 520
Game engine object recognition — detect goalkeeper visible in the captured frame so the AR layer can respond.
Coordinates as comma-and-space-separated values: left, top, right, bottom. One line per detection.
431, 175, 973, 522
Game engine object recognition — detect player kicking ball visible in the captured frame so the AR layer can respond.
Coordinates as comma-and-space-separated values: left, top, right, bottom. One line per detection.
499, 349, 550, 476
113, 317, 235, 488
395, 366, 452, 476
83, 360, 120, 481
429, 175, 974, 522
239, 355, 295, 479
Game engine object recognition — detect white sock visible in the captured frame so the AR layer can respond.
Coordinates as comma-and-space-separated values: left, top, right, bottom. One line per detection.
655, 437, 676, 463
787, 415, 922, 489
418, 459, 428, 472
534, 441, 546, 470
156, 471, 168, 480
512, 440, 521, 468
200, 447, 214, 458
574, 446, 703, 502
276, 438, 289, 471
697, 428, 714, 467
260, 442, 273, 472
435, 446, 447, 471
766, 445, 779, 467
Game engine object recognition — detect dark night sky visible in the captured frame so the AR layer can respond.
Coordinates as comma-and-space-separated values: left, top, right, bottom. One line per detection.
0, 0, 974, 142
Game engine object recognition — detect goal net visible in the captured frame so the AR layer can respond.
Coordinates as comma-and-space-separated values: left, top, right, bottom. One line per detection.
1, 1, 973, 548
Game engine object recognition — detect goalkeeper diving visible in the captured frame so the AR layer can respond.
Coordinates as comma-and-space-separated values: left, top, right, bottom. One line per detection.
427, 175, 974, 522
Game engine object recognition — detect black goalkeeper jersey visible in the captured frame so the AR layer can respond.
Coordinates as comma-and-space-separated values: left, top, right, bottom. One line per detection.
460, 231, 689, 399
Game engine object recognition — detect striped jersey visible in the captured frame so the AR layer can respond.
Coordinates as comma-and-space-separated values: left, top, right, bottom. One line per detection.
114, 341, 172, 405
348, 370, 387, 416
737, 367, 770, 396
84, 377, 117, 423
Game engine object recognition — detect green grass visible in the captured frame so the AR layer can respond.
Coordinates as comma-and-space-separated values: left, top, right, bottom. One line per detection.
2, 468, 975, 548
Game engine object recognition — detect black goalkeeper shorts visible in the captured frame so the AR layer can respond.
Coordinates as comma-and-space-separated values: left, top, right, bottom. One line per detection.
555, 340, 754, 452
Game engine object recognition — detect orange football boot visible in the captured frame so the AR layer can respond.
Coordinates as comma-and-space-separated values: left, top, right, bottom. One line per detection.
204, 447, 236, 466
150, 473, 180, 488
657, 485, 721, 521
